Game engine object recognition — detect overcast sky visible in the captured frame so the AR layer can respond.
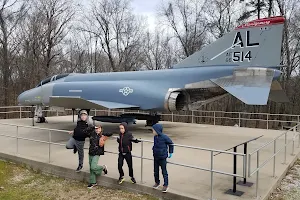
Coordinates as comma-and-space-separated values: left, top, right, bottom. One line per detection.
131, 0, 162, 30
77, 0, 162, 30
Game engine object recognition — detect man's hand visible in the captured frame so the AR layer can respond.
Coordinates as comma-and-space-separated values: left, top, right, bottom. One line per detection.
168, 153, 173, 158
68, 131, 74, 135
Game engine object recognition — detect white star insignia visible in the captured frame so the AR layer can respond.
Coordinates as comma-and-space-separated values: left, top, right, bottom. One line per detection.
119, 87, 133, 96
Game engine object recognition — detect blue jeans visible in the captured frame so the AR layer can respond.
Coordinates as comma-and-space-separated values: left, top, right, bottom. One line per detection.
154, 158, 168, 186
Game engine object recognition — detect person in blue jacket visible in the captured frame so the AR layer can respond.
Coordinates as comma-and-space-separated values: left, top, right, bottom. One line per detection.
151, 123, 174, 193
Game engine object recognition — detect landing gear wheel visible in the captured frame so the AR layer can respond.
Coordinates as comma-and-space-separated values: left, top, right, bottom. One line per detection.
37, 116, 47, 123
146, 119, 159, 127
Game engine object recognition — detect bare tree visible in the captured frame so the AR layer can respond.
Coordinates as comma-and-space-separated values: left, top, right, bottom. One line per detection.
0, 0, 27, 107
276, 0, 300, 82
32, 0, 75, 77
205, 0, 239, 39
143, 30, 173, 70
159, 0, 207, 58
81, 0, 145, 72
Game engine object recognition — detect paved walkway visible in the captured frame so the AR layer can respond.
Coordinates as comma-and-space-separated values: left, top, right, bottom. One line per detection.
0, 116, 299, 200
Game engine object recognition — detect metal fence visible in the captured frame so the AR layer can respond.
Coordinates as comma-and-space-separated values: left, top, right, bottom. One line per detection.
0, 121, 246, 200
0, 106, 299, 130
1, 106, 300, 198
248, 123, 300, 198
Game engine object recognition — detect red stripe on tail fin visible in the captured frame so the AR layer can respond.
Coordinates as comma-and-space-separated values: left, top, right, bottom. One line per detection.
235, 16, 285, 30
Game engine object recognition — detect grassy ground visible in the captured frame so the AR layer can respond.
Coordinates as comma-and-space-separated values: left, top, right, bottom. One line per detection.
0, 160, 157, 200
269, 159, 300, 200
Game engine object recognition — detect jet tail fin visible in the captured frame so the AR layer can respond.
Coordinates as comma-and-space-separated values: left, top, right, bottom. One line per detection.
174, 16, 285, 68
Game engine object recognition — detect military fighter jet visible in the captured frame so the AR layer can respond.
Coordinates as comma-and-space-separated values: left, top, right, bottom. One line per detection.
18, 16, 288, 125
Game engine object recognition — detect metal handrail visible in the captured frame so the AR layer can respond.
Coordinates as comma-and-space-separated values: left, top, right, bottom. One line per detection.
0, 122, 69, 133
1, 106, 300, 132
247, 123, 300, 198
249, 125, 298, 156
0, 122, 246, 200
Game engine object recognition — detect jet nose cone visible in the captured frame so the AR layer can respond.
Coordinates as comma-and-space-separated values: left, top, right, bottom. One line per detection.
17, 91, 27, 105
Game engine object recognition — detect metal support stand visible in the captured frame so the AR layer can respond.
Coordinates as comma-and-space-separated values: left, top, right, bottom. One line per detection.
140, 141, 144, 183
225, 147, 244, 196
237, 143, 254, 187
72, 108, 75, 122
31, 106, 35, 126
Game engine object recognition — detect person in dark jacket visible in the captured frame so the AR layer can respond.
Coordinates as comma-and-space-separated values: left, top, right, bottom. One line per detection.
84, 122, 113, 189
117, 122, 140, 184
66, 110, 93, 172
152, 123, 174, 193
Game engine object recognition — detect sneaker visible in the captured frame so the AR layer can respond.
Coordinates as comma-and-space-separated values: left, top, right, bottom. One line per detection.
103, 165, 108, 175
73, 146, 77, 154
87, 183, 97, 189
162, 186, 169, 193
118, 177, 125, 184
75, 165, 83, 172
130, 177, 136, 184
153, 183, 160, 189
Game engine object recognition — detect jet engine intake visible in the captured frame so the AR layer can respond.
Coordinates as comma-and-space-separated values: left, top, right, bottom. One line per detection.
164, 90, 186, 112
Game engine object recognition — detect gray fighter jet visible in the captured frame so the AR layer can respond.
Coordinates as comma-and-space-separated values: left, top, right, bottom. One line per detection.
17, 16, 288, 125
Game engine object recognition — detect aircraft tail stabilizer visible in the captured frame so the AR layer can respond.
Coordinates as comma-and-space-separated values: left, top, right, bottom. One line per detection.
210, 67, 285, 105
174, 16, 285, 68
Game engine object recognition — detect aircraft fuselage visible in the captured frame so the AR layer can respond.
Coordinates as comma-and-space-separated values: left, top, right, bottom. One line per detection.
18, 65, 239, 111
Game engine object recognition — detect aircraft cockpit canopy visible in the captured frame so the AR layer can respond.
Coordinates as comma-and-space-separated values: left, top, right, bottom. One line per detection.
35, 73, 70, 87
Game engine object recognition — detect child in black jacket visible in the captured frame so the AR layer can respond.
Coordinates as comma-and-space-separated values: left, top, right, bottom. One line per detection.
117, 122, 140, 184
84, 122, 113, 189
66, 110, 93, 172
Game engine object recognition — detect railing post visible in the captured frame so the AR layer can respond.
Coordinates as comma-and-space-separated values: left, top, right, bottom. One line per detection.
298, 133, 300, 148
248, 154, 251, 177
243, 143, 247, 184
233, 146, 237, 192
191, 111, 194, 123
292, 127, 296, 155
19, 107, 22, 119
16, 126, 19, 155
210, 151, 214, 200
140, 141, 144, 183
273, 140, 276, 177
213, 111, 216, 125
266, 114, 269, 130
238, 113, 241, 127
171, 112, 174, 122
48, 130, 51, 163
94, 109, 97, 116
284, 132, 287, 164
256, 150, 260, 198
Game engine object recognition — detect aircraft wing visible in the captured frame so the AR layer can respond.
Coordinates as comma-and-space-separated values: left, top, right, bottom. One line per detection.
210, 67, 286, 105
49, 96, 139, 109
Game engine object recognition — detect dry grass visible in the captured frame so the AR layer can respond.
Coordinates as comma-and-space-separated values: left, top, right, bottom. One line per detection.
269, 159, 300, 200
0, 160, 157, 200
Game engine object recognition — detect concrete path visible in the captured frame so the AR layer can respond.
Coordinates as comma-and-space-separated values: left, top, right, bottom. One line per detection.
0, 116, 299, 200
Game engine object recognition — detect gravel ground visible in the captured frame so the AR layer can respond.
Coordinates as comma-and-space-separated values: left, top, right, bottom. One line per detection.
0, 160, 157, 200
269, 159, 300, 200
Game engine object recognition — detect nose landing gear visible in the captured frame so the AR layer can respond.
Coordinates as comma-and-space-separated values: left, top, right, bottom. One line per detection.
34, 105, 47, 125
